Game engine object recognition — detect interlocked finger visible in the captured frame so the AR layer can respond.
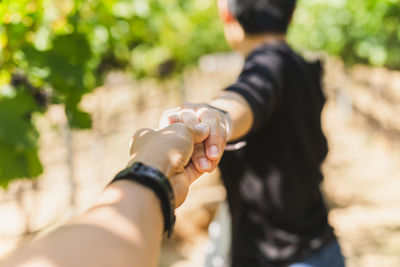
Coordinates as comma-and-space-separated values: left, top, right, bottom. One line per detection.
181, 109, 199, 128
197, 108, 222, 161
191, 142, 211, 172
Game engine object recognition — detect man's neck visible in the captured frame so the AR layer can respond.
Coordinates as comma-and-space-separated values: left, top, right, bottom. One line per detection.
238, 33, 286, 57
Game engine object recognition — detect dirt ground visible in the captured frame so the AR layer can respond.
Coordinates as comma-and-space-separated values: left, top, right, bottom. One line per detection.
0, 54, 399, 266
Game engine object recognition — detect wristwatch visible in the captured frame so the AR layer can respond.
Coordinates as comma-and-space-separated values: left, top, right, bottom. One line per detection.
111, 162, 176, 237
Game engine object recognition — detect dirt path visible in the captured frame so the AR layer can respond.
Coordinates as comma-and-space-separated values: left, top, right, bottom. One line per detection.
0, 55, 399, 267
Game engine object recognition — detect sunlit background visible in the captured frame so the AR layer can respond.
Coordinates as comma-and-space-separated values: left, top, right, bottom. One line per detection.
1, 0, 400, 266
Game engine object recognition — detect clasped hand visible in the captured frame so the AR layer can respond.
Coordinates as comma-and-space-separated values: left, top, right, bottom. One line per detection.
129, 103, 229, 207
159, 103, 230, 172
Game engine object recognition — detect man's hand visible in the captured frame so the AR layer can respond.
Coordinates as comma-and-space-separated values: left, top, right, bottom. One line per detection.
129, 123, 210, 207
159, 103, 231, 174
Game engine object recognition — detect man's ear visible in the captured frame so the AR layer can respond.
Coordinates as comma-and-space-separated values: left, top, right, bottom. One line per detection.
217, 0, 235, 24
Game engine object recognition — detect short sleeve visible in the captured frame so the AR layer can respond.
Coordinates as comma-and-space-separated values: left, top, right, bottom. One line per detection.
225, 45, 285, 132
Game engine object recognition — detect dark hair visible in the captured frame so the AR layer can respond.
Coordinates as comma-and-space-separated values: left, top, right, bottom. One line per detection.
227, 0, 297, 34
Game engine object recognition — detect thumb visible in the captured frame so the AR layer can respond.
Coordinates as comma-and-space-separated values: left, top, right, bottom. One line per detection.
191, 122, 210, 144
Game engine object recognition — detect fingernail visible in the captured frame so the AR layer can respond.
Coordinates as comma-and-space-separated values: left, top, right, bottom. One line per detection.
209, 146, 219, 158
198, 158, 210, 171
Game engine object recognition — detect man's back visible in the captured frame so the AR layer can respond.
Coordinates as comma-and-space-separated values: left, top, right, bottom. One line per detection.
220, 42, 335, 266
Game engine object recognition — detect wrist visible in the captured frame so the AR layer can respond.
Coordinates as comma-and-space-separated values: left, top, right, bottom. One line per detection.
223, 111, 233, 141
128, 154, 173, 178
206, 104, 232, 141
110, 162, 176, 237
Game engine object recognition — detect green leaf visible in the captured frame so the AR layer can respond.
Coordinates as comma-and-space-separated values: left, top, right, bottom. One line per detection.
51, 33, 92, 66
0, 92, 39, 149
0, 139, 42, 188
66, 106, 92, 129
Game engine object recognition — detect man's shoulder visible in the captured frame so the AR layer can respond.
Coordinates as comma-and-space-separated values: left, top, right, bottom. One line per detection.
242, 42, 295, 77
250, 42, 322, 76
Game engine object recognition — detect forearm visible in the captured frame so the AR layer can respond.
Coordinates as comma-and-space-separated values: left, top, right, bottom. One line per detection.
2, 124, 205, 267
2, 181, 163, 267
209, 91, 254, 141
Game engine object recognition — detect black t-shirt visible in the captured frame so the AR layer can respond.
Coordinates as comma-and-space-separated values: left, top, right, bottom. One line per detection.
220, 42, 335, 266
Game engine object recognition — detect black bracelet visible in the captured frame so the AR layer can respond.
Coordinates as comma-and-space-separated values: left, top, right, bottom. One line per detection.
110, 162, 176, 237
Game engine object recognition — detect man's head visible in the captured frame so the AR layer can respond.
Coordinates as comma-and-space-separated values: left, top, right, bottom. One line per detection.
218, 0, 297, 50
227, 0, 296, 34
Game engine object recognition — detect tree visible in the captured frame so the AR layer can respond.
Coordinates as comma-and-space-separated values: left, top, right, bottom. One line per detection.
289, 0, 400, 69
0, 0, 228, 187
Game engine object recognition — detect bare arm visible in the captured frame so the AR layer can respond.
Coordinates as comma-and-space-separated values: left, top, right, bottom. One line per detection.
209, 90, 254, 142
2, 123, 208, 267
160, 48, 284, 174
2, 181, 163, 267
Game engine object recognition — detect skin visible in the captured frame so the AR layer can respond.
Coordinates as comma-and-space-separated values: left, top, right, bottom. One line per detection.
217, 0, 286, 57
160, 0, 285, 174
2, 2, 291, 266
2, 123, 210, 267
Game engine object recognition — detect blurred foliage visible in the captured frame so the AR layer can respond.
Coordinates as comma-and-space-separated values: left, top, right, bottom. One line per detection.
0, 0, 228, 186
289, 0, 400, 69
2, 0, 400, 186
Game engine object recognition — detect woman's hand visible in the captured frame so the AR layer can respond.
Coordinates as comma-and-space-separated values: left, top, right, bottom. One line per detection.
128, 123, 210, 207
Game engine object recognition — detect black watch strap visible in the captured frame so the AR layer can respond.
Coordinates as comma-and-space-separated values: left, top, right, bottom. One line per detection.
110, 162, 176, 237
